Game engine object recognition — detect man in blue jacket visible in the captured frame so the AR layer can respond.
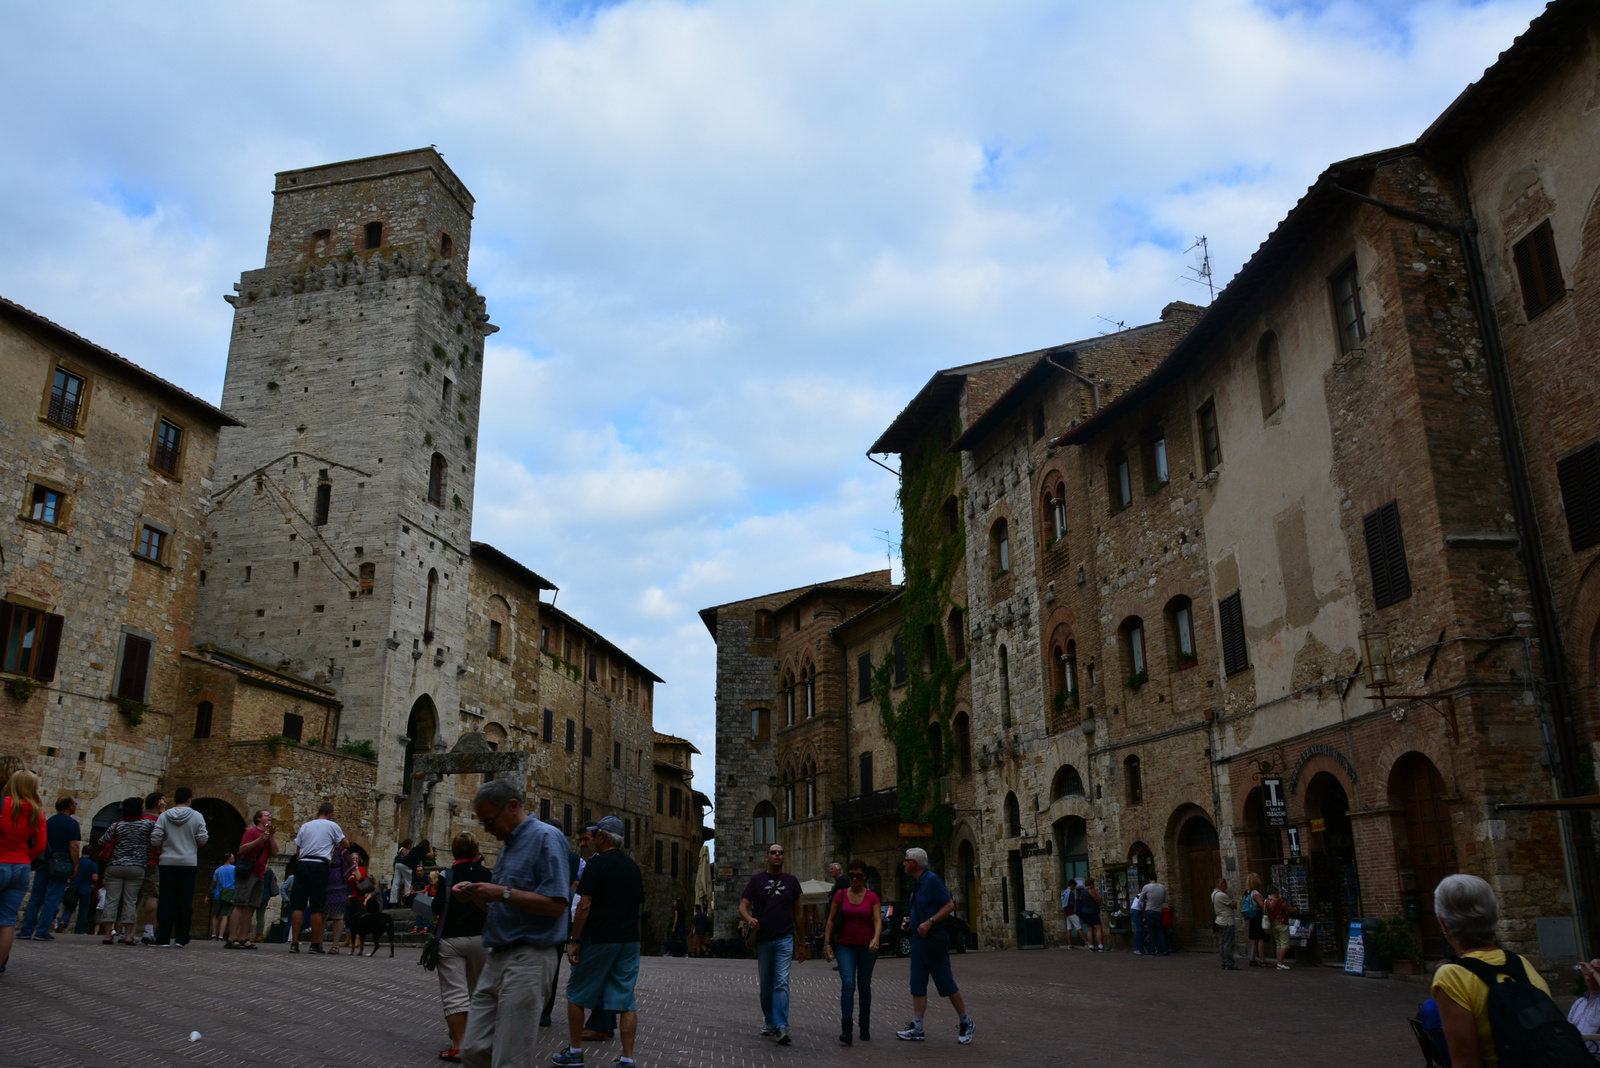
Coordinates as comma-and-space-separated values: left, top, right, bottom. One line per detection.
895, 848, 975, 1045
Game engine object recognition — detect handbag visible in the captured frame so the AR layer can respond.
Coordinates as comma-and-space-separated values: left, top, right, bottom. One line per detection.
97, 825, 118, 864
1161, 905, 1175, 929
48, 851, 74, 879
419, 870, 451, 970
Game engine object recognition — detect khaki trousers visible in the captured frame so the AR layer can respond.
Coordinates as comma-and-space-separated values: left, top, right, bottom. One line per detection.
461, 943, 559, 1068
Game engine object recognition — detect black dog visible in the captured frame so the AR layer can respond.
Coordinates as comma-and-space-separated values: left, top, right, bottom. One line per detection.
348, 896, 395, 956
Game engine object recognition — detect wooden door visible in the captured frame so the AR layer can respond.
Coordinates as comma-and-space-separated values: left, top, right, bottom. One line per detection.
1179, 818, 1221, 937
1396, 756, 1455, 953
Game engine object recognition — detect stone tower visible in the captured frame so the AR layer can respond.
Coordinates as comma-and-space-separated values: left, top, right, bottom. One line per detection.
194, 149, 495, 847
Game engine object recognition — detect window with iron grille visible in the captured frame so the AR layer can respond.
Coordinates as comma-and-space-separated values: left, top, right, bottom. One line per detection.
1330, 259, 1368, 354
1557, 441, 1600, 551
1, 603, 63, 682
1218, 591, 1249, 676
540, 798, 551, 822
1513, 219, 1565, 320
47, 368, 85, 429
1363, 500, 1412, 608
152, 419, 183, 475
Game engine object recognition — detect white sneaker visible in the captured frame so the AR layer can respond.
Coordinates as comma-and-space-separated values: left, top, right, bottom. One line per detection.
1276, 963, 1290, 971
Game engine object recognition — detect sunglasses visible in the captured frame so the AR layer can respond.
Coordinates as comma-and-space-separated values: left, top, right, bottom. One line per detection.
768, 849, 784, 855
849, 872, 866, 879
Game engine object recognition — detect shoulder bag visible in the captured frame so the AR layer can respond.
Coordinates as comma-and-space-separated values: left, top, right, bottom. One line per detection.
420, 869, 451, 970
97, 825, 118, 864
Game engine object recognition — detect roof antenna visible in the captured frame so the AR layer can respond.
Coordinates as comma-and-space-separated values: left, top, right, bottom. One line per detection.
1182, 236, 1215, 302
874, 528, 898, 575
1094, 314, 1127, 335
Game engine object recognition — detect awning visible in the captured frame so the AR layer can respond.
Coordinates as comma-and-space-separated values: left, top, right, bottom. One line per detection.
1496, 795, 1600, 811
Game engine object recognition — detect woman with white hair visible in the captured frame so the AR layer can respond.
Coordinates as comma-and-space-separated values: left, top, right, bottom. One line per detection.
1429, 873, 1584, 1067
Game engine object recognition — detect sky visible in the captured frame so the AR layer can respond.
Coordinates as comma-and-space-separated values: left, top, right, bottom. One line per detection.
0, 0, 1547, 816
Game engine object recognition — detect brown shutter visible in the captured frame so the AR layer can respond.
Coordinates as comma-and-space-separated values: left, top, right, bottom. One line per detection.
1364, 501, 1412, 609
0, 604, 12, 673
1557, 442, 1600, 552
1219, 592, 1248, 677
32, 614, 63, 683
117, 635, 152, 702
1514, 220, 1565, 319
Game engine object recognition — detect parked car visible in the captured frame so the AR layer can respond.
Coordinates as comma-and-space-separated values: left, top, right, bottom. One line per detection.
878, 901, 971, 957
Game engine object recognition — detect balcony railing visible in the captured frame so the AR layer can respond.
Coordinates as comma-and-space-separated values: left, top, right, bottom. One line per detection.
833, 786, 900, 825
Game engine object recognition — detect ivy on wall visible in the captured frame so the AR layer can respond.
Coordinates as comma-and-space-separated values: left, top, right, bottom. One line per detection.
874, 417, 970, 856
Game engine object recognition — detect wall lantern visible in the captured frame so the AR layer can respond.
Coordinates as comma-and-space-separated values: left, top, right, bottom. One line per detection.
1359, 629, 1395, 689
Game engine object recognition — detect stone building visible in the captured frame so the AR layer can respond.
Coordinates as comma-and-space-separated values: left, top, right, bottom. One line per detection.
849, 0, 1600, 965
701, 570, 896, 921
648, 732, 708, 943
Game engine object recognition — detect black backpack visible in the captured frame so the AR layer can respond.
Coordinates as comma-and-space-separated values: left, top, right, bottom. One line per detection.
1453, 955, 1593, 1068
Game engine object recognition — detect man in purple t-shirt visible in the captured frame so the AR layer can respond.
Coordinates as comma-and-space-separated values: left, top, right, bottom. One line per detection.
739, 843, 806, 1044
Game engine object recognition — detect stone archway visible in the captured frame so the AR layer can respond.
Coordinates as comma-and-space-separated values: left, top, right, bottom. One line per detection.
191, 797, 247, 934
1174, 812, 1221, 944
402, 694, 440, 840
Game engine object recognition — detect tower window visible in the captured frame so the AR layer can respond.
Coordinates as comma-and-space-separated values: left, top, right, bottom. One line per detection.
310, 229, 331, 257
364, 221, 384, 250
440, 232, 454, 259
359, 562, 375, 595
424, 568, 438, 642
314, 481, 331, 527
443, 377, 452, 405
428, 453, 447, 505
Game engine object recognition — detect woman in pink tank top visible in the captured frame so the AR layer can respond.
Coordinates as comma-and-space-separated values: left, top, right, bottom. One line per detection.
823, 860, 882, 1045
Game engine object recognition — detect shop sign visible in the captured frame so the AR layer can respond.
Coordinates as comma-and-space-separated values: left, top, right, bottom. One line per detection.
1263, 777, 1287, 826
1310, 817, 1326, 833
1286, 827, 1301, 857
1343, 922, 1366, 975
717, 867, 734, 877
899, 822, 934, 838
1020, 840, 1054, 859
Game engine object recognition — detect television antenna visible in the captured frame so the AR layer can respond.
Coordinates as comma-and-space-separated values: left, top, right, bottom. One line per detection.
874, 528, 899, 572
1094, 314, 1127, 335
1182, 236, 1215, 302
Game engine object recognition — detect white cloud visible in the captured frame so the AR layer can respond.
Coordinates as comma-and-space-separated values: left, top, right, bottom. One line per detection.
0, 0, 1548, 806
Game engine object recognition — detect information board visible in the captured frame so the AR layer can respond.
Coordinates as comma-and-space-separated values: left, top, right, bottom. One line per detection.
1343, 922, 1365, 975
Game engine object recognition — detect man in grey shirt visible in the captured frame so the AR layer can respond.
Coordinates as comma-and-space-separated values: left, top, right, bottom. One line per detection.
455, 779, 570, 1068
1140, 876, 1169, 956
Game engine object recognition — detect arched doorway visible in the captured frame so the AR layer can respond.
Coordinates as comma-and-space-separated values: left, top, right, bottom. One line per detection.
402, 694, 440, 841
1305, 771, 1360, 961
89, 801, 123, 857
956, 841, 979, 947
1390, 753, 1456, 955
191, 798, 246, 935
1176, 815, 1221, 941
1055, 816, 1088, 886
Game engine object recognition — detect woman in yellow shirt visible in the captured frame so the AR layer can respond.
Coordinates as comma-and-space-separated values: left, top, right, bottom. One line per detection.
1430, 873, 1551, 1068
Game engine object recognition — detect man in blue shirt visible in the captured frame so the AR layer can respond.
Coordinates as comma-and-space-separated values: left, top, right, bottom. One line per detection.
895, 848, 975, 1045
19, 797, 80, 940
454, 779, 569, 1068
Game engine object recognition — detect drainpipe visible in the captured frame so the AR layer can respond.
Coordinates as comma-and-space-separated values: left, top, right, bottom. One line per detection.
1324, 175, 1594, 953
1045, 354, 1101, 412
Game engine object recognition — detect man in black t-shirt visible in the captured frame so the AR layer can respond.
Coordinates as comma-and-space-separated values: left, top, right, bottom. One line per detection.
553, 816, 644, 1068
739, 843, 805, 1044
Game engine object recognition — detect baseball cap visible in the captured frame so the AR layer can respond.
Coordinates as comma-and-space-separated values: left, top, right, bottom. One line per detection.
596, 815, 625, 836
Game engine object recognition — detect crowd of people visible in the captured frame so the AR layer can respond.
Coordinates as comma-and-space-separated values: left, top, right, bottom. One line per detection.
11, 766, 1600, 1066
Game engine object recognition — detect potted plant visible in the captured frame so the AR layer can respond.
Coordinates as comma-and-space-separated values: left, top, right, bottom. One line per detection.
5, 677, 35, 702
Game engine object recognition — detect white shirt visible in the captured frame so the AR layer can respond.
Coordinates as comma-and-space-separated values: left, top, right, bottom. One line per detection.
294, 818, 345, 861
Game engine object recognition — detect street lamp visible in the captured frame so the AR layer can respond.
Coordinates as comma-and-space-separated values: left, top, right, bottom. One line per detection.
1360, 629, 1395, 689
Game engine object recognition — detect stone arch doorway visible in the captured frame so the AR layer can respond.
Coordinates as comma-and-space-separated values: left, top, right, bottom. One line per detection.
403, 694, 440, 841
191, 798, 246, 933
1305, 771, 1360, 960
1055, 815, 1088, 886
1389, 752, 1455, 954
955, 840, 979, 946
1174, 812, 1221, 943
89, 801, 124, 856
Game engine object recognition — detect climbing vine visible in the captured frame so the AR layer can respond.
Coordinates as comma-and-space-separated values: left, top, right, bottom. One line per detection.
874, 416, 970, 853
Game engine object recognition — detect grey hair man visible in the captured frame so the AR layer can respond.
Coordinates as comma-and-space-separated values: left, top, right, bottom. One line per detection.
553, 816, 644, 1068
455, 779, 571, 1068
829, 861, 849, 893
896, 848, 974, 1044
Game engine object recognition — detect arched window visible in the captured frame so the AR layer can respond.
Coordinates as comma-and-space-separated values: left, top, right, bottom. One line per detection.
990, 518, 1010, 573
753, 801, 777, 845
783, 673, 796, 726
1043, 478, 1067, 544
1063, 640, 1078, 703
1257, 331, 1285, 419
484, 722, 507, 751
805, 760, 817, 817
953, 711, 971, 776
783, 767, 796, 821
1052, 765, 1084, 800
428, 452, 447, 506
998, 644, 1012, 718
948, 608, 966, 662
1165, 595, 1196, 667
1120, 616, 1146, 684
1107, 445, 1132, 510
1004, 791, 1021, 837
440, 232, 455, 260
424, 569, 439, 643
1124, 755, 1143, 805
804, 665, 816, 718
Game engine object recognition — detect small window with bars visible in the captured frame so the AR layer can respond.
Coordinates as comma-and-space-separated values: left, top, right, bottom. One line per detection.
47, 367, 86, 430
1218, 591, 1249, 677
1330, 259, 1368, 354
1363, 500, 1413, 609
1513, 219, 1565, 320
151, 418, 184, 476
1557, 441, 1600, 552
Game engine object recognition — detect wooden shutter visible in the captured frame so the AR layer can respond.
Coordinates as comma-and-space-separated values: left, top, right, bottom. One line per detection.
1557, 442, 1600, 551
1364, 501, 1413, 608
117, 634, 152, 702
32, 613, 63, 683
1219, 592, 1248, 677
0, 605, 12, 673
1513, 220, 1564, 319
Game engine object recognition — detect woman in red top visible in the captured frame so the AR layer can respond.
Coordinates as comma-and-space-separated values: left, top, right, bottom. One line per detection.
1, 770, 46, 974
822, 859, 882, 1045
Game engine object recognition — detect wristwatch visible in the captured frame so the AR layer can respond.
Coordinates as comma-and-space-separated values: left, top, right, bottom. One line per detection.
501, 887, 513, 902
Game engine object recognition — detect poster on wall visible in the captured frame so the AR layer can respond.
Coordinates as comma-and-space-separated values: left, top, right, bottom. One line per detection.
1343, 922, 1365, 975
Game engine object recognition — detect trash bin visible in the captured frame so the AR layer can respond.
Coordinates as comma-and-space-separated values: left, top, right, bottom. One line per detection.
1017, 910, 1045, 949
1360, 917, 1387, 972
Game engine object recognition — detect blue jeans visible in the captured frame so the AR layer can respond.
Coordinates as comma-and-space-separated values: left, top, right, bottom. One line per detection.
1130, 908, 1144, 951
755, 935, 794, 1030
0, 863, 32, 926
19, 870, 68, 938
835, 943, 876, 1019
1145, 910, 1168, 955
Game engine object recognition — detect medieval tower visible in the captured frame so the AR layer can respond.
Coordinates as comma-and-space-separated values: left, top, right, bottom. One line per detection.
193, 149, 494, 848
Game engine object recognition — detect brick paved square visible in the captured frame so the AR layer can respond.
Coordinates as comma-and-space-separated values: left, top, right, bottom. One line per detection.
0, 936, 1428, 1066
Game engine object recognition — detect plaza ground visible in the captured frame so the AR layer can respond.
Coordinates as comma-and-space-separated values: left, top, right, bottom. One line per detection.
0, 936, 1434, 1066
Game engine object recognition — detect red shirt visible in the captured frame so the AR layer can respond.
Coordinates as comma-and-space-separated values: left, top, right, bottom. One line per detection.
0, 798, 45, 865
239, 826, 276, 878
833, 888, 880, 946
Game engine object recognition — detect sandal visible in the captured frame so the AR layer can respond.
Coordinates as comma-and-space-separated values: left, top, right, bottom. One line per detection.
438, 1049, 461, 1062
102, 936, 116, 945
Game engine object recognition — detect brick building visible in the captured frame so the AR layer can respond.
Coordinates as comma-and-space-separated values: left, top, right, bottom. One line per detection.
648, 732, 708, 944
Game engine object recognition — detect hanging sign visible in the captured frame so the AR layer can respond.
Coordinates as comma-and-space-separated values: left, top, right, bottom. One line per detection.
899, 823, 934, 838
1286, 827, 1301, 857
1310, 817, 1326, 833
1263, 778, 1287, 827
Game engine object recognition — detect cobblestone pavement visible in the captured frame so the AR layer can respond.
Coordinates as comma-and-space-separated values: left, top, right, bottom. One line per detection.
0, 936, 1428, 1067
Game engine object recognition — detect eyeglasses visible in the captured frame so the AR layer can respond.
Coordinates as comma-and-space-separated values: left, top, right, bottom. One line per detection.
768, 849, 784, 855
477, 807, 503, 829
849, 872, 866, 880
